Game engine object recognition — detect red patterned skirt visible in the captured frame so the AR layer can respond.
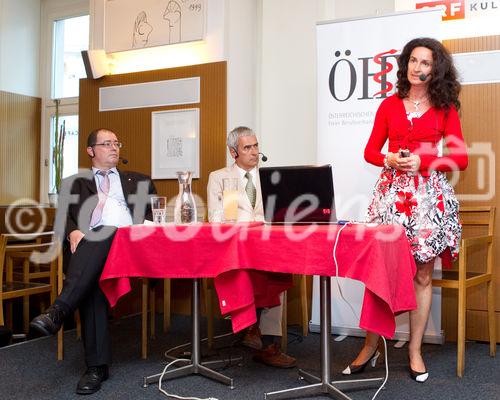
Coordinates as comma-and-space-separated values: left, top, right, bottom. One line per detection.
366, 168, 461, 265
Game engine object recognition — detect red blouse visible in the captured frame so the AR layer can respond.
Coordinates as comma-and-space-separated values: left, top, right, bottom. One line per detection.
364, 94, 468, 176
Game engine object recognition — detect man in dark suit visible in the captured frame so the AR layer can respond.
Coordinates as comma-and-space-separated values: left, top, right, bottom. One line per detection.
30, 128, 156, 395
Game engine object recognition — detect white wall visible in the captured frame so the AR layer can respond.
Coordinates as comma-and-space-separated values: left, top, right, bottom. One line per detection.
333, 0, 395, 19
258, 0, 330, 166
0, 0, 41, 97
225, 0, 259, 134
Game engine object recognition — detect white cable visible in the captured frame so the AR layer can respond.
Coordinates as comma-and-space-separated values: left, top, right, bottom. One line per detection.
332, 222, 360, 321
158, 358, 218, 400
371, 336, 389, 400
158, 331, 235, 400
332, 222, 388, 400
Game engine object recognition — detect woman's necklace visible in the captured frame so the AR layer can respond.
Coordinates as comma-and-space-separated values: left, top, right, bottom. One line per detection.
408, 96, 427, 112
411, 99, 421, 112
406, 95, 427, 124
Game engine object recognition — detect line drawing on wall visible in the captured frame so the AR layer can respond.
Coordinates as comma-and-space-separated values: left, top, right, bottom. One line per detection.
105, 0, 206, 53
132, 11, 153, 48
163, 1, 182, 44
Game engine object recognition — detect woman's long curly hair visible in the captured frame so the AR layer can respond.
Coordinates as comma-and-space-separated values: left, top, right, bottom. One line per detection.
396, 37, 461, 110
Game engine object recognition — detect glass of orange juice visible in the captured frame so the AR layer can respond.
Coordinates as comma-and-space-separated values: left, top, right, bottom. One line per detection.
222, 178, 238, 223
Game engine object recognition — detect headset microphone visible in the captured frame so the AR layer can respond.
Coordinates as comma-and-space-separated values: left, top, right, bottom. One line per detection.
259, 152, 268, 162
419, 73, 427, 82
119, 157, 129, 165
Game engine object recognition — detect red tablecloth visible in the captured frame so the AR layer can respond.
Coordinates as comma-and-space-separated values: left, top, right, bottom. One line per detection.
100, 222, 417, 338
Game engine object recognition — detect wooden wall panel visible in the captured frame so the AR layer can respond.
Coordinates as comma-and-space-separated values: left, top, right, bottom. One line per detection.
444, 35, 500, 53
440, 36, 500, 342
0, 91, 41, 204
78, 62, 227, 316
78, 61, 227, 217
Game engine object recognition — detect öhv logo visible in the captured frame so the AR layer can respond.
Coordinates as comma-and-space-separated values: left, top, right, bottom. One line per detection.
328, 48, 399, 102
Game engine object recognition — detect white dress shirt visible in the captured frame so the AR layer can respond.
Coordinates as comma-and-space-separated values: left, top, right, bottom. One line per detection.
91, 167, 133, 228
236, 165, 257, 190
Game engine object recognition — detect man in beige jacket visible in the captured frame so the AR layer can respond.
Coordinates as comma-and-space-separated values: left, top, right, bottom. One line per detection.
207, 126, 296, 368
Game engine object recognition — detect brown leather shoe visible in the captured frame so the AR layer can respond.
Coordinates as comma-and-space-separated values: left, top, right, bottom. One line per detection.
253, 343, 296, 368
241, 325, 262, 350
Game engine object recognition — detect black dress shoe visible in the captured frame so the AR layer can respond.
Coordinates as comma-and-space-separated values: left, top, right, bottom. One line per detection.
29, 304, 67, 336
76, 366, 109, 395
409, 367, 429, 382
342, 348, 381, 375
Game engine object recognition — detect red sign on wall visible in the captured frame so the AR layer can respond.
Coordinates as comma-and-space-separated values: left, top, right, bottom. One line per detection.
416, 0, 465, 20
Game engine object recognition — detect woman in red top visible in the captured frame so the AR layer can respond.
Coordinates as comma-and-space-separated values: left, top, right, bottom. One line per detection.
343, 38, 468, 382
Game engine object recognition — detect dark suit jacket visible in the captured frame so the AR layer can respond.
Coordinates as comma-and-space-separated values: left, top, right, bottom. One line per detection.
54, 169, 157, 268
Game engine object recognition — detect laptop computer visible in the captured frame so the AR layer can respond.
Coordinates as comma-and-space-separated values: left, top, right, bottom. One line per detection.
259, 165, 337, 224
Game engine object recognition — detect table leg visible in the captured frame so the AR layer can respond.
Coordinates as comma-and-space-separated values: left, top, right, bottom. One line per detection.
265, 276, 383, 400
143, 278, 235, 389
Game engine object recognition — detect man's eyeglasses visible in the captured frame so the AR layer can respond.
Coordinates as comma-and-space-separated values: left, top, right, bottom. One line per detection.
93, 141, 123, 149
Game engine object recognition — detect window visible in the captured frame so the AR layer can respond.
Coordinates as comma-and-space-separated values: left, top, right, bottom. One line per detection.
40, 1, 89, 200
52, 15, 89, 99
46, 13, 89, 194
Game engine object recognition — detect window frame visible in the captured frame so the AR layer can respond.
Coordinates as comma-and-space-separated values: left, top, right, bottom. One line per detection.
39, 0, 89, 202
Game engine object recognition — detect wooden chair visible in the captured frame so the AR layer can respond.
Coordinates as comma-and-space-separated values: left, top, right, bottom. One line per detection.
1, 232, 72, 361
1, 233, 59, 336
432, 206, 497, 377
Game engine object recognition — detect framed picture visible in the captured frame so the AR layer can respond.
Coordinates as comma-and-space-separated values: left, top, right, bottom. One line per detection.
151, 108, 200, 179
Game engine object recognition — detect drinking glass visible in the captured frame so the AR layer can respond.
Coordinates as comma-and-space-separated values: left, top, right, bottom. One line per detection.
151, 196, 167, 225
222, 178, 238, 223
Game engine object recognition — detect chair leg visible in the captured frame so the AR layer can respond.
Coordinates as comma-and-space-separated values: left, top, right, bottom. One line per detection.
6, 256, 13, 327
50, 259, 57, 304
141, 278, 148, 360
57, 328, 64, 361
487, 280, 497, 357
163, 279, 171, 333
23, 259, 30, 333
300, 275, 308, 337
150, 286, 156, 340
457, 284, 466, 377
0, 298, 4, 326
281, 291, 288, 353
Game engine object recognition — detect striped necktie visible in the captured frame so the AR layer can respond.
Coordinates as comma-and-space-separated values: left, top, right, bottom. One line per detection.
90, 170, 110, 228
245, 172, 256, 208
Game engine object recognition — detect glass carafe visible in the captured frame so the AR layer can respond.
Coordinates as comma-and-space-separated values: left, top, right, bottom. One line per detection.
174, 171, 197, 224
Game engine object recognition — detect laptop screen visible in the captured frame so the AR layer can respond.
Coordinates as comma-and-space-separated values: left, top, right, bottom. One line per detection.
259, 165, 336, 224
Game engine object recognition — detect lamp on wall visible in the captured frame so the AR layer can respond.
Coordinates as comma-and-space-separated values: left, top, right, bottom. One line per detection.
81, 49, 109, 79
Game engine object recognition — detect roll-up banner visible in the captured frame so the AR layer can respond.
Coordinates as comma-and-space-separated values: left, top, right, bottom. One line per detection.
313, 9, 444, 343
